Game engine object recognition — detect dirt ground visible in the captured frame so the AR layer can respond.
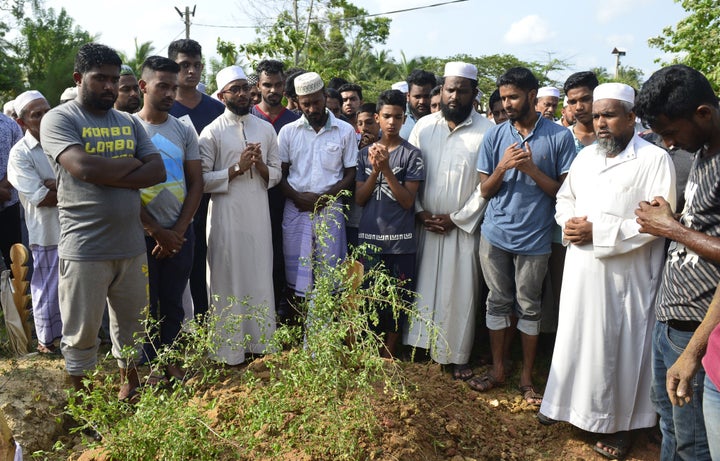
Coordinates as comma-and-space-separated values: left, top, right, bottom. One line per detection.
0, 343, 661, 461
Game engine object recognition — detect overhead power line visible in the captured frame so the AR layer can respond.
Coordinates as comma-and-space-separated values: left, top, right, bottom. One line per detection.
192, 0, 469, 29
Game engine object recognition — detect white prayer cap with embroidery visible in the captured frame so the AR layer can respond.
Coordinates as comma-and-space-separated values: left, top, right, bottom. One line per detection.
294, 72, 324, 96
216, 65, 247, 94
60, 87, 77, 102
443, 61, 477, 81
593, 82, 635, 104
14, 90, 45, 116
537, 86, 560, 98
391, 81, 408, 93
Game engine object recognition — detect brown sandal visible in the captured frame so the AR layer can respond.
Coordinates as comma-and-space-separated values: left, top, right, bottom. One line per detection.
519, 385, 543, 405
467, 372, 505, 392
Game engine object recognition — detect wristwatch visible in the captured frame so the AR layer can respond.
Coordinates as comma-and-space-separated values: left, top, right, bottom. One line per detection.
233, 163, 243, 175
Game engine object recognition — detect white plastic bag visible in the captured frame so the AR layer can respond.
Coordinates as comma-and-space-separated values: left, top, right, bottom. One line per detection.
0, 269, 29, 356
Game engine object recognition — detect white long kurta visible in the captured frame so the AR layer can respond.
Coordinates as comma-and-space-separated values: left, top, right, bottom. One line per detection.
540, 135, 676, 433
200, 111, 281, 365
403, 111, 493, 364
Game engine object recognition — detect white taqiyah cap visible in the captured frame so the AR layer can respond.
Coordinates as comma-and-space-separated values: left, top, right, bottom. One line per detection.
216, 65, 248, 95
537, 86, 560, 98
3, 100, 14, 116
443, 61, 477, 81
593, 82, 635, 104
14, 90, 45, 116
60, 87, 77, 102
294, 72, 324, 96
391, 81, 408, 93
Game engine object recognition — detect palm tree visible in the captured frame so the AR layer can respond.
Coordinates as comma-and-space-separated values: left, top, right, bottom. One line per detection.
120, 39, 155, 76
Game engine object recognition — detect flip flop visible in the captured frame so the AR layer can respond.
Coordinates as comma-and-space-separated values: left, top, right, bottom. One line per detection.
518, 384, 543, 405
467, 372, 505, 392
452, 363, 474, 381
594, 431, 631, 460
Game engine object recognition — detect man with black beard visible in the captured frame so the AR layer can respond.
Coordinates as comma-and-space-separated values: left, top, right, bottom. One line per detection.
473, 67, 575, 405
199, 65, 281, 365
114, 65, 141, 113
40, 43, 166, 401
404, 62, 494, 380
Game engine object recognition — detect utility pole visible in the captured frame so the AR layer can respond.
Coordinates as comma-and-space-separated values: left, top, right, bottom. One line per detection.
174, 5, 196, 39
611, 47, 626, 80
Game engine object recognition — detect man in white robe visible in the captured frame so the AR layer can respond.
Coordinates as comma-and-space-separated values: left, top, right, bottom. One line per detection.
539, 83, 676, 457
404, 62, 493, 371
199, 66, 281, 365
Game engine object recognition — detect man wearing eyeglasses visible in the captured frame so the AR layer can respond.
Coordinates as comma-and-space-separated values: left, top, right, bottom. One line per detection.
167, 39, 225, 323
198, 65, 281, 365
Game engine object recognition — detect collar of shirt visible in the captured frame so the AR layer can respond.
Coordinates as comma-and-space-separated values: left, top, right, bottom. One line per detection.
23, 130, 41, 150
301, 108, 335, 132
509, 113, 544, 141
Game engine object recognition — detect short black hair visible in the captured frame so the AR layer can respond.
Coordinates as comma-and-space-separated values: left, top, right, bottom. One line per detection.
406, 69, 436, 91
497, 67, 539, 92
141, 55, 180, 78
563, 71, 599, 95
256, 59, 285, 77
358, 102, 377, 115
326, 87, 341, 103
377, 89, 406, 112
489, 89, 501, 107
327, 77, 348, 91
338, 83, 363, 101
430, 84, 442, 98
284, 69, 306, 99
636, 64, 719, 128
168, 39, 202, 61
74, 43, 122, 74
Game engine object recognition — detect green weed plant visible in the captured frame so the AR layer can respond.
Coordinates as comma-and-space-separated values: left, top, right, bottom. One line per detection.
58, 194, 438, 461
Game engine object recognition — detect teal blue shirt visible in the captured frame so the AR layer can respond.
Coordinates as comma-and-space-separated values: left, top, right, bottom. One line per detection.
477, 114, 576, 255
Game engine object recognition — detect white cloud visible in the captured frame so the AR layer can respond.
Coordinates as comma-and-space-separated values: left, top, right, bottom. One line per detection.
504, 15, 555, 45
596, 0, 653, 23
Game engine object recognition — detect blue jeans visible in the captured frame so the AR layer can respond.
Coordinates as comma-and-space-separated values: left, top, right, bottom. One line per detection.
652, 321, 710, 460
704, 375, 720, 460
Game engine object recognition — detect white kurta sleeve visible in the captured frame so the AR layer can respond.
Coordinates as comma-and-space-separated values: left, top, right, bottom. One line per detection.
199, 129, 230, 194
7, 147, 51, 207
449, 179, 487, 234
592, 153, 676, 259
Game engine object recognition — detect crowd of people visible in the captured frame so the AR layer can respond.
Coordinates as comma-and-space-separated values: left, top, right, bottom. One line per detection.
1, 38, 720, 460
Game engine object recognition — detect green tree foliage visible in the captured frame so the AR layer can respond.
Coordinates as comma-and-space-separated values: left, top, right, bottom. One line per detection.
13, 7, 94, 104
590, 65, 645, 90
648, 0, 720, 90
237, 0, 390, 79
0, 0, 39, 101
118, 39, 155, 77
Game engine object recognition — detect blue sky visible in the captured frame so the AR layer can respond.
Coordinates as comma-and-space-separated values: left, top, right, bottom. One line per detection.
47, 0, 688, 85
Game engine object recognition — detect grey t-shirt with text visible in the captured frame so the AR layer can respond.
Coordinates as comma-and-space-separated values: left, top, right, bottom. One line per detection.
40, 101, 158, 261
